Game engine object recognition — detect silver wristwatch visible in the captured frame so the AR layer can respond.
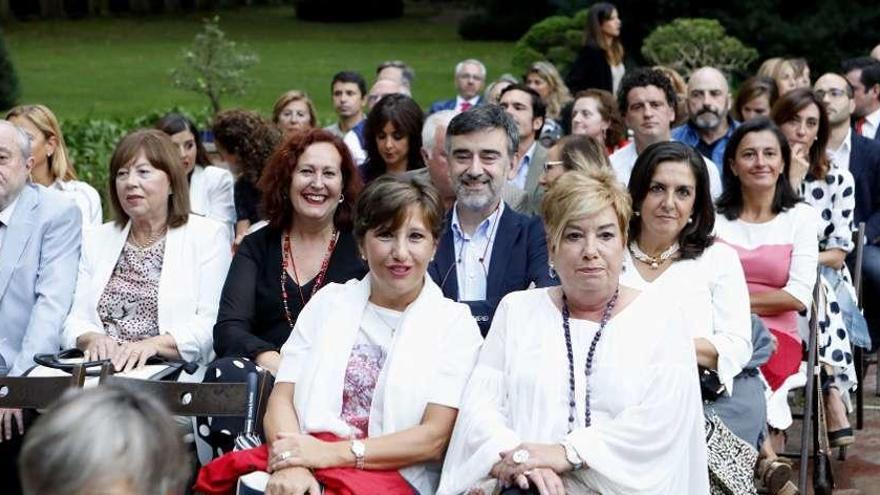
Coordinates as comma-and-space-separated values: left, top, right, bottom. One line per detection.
351, 439, 366, 469
560, 439, 584, 470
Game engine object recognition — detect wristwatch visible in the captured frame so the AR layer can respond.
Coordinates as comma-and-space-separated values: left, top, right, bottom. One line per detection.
351, 439, 366, 469
560, 439, 584, 470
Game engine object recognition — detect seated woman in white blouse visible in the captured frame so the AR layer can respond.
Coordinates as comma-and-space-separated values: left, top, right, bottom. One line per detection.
262, 175, 483, 495
156, 113, 236, 233
6, 104, 102, 228
620, 141, 760, 441
63, 129, 232, 376
438, 169, 708, 495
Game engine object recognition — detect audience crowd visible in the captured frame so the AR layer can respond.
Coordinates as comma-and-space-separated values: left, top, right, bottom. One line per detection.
3, 3, 880, 494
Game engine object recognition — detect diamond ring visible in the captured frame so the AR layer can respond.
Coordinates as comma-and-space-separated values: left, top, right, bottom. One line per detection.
512, 449, 530, 464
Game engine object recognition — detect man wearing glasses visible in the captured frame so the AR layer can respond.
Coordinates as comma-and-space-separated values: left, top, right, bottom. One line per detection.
428, 59, 487, 115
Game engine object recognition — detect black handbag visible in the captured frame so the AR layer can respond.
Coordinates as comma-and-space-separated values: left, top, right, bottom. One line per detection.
699, 366, 726, 402
33, 348, 197, 379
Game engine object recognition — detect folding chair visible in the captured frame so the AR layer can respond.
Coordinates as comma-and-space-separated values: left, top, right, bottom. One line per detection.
851, 222, 868, 430
0, 366, 87, 410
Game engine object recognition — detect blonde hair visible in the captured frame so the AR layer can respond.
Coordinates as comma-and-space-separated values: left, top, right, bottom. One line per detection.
5, 104, 76, 182
542, 166, 631, 256
272, 90, 318, 129
526, 61, 572, 120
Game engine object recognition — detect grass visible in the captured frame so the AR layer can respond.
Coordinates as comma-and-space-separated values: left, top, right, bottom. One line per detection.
3, 5, 517, 124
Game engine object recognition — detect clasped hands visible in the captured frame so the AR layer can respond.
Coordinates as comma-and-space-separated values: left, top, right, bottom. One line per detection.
469, 442, 572, 495
265, 433, 338, 495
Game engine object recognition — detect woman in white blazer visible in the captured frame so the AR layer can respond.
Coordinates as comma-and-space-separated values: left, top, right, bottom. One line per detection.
156, 113, 236, 232
261, 175, 482, 495
63, 129, 231, 375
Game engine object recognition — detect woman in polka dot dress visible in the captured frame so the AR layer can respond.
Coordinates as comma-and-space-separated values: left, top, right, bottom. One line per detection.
773, 88, 862, 448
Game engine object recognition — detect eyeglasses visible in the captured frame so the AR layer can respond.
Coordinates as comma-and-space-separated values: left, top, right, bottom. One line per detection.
543, 161, 564, 172
815, 88, 848, 99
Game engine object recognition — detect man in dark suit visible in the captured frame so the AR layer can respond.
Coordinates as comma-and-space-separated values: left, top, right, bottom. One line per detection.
427, 59, 486, 115
428, 105, 556, 336
843, 57, 880, 141
816, 72, 880, 348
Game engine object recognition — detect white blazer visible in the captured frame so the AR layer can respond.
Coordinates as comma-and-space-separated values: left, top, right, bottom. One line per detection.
276, 275, 483, 495
189, 165, 235, 230
62, 214, 232, 366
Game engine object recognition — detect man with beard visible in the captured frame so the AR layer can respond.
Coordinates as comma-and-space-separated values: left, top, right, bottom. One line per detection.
672, 67, 739, 174
427, 105, 556, 336
611, 68, 722, 198
816, 72, 880, 349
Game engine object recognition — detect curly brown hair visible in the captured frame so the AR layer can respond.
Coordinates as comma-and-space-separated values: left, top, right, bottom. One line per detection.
259, 129, 363, 231
212, 109, 281, 184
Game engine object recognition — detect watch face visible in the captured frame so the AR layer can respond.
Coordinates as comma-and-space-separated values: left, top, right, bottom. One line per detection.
351, 441, 365, 456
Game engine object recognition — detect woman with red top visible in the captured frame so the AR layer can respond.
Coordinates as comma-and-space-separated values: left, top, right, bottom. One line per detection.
197, 129, 367, 456
714, 118, 817, 494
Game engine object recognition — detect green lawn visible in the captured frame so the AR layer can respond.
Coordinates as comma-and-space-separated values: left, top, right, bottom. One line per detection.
4, 5, 517, 123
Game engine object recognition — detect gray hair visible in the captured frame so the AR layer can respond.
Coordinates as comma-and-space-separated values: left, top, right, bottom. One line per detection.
422, 109, 457, 154
19, 387, 189, 495
377, 60, 415, 89
445, 104, 519, 158
0, 120, 32, 160
455, 59, 487, 79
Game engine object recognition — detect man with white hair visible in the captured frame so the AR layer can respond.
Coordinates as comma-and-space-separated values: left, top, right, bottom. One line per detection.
671, 66, 739, 174
428, 59, 487, 114
344, 77, 410, 165
376, 60, 415, 91
0, 120, 82, 489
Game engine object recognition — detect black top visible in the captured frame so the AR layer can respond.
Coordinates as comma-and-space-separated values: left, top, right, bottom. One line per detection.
566, 44, 613, 94
234, 179, 262, 223
213, 226, 367, 359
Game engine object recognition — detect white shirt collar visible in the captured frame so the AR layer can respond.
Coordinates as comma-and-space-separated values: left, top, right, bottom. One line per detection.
866, 106, 880, 127
833, 128, 853, 155
0, 193, 22, 227
456, 95, 481, 107
451, 200, 505, 239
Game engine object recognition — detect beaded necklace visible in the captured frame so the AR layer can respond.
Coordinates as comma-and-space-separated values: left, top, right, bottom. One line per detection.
561, 287, 619, 431
628, 241, 679, 269
280, 229, 338, 331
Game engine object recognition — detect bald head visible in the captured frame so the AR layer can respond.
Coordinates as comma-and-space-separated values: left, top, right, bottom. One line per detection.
685, 67, 731, 132
366, 78, 409, 110
814, 72, 855, 126
872, 44, 880, 61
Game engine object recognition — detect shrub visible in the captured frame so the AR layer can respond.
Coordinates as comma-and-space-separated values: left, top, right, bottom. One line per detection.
459, 0, 555, 41
0, 27, 20, 112
63, 107, 214, 221
641, 18, 758, 80
510, 10, 587, 76
169, 16, 259, 114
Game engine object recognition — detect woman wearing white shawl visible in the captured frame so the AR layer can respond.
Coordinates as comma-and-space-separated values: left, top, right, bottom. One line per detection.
262, 176, 483, 495
438, 170, 708, 495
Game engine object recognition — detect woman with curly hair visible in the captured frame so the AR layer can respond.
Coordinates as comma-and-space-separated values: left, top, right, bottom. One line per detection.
212, 109, 282, 244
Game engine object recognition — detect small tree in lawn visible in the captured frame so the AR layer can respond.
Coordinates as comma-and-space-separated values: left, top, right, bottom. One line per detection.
170, 16, 259, 114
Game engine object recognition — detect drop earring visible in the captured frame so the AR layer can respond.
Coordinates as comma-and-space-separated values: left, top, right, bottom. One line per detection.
548, 261, 557, 279
339, 194, 345, 204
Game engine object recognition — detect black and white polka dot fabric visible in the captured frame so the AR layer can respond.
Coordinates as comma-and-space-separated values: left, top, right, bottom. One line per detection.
798, 166, 858, 397
194, 356, 264, 457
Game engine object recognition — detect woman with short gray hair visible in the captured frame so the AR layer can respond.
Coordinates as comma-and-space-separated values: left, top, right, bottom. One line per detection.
19, 387, 189, 495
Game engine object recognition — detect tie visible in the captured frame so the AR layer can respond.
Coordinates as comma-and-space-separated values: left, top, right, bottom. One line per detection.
856, 117, 866, 136
460, 101, 472, 112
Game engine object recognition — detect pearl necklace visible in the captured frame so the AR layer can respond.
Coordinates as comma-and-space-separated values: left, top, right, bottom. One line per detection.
628, 241, 679, 269
129, 227, 167, 249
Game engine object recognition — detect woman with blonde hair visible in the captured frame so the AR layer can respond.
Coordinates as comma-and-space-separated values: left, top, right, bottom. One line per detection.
272, 90, 318, 137
757, 58, 798, 96
6, 104, 102, 228
439, 168, 707, 494
566, 2, 625, 94
538, 134, 610, 192
526, 61, 572, 147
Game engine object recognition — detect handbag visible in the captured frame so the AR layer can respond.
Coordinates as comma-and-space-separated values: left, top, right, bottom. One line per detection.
699, 366, 726, 402
33, 348, 197, 380
704, 413, 758, 495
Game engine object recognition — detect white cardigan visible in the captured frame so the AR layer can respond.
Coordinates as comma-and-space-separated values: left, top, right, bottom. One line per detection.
276, 275, 483, 495
62, 214, 232, 366
190, 165, 235, 231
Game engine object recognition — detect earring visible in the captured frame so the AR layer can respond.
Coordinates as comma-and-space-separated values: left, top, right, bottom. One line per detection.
548, 262, 557, 279
687, 217, 693, 224
633, 211, 640, 217
339, 194, 345, 204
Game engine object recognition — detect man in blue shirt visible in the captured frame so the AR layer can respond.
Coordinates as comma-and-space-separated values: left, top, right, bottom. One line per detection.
671, 67, 739, 175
